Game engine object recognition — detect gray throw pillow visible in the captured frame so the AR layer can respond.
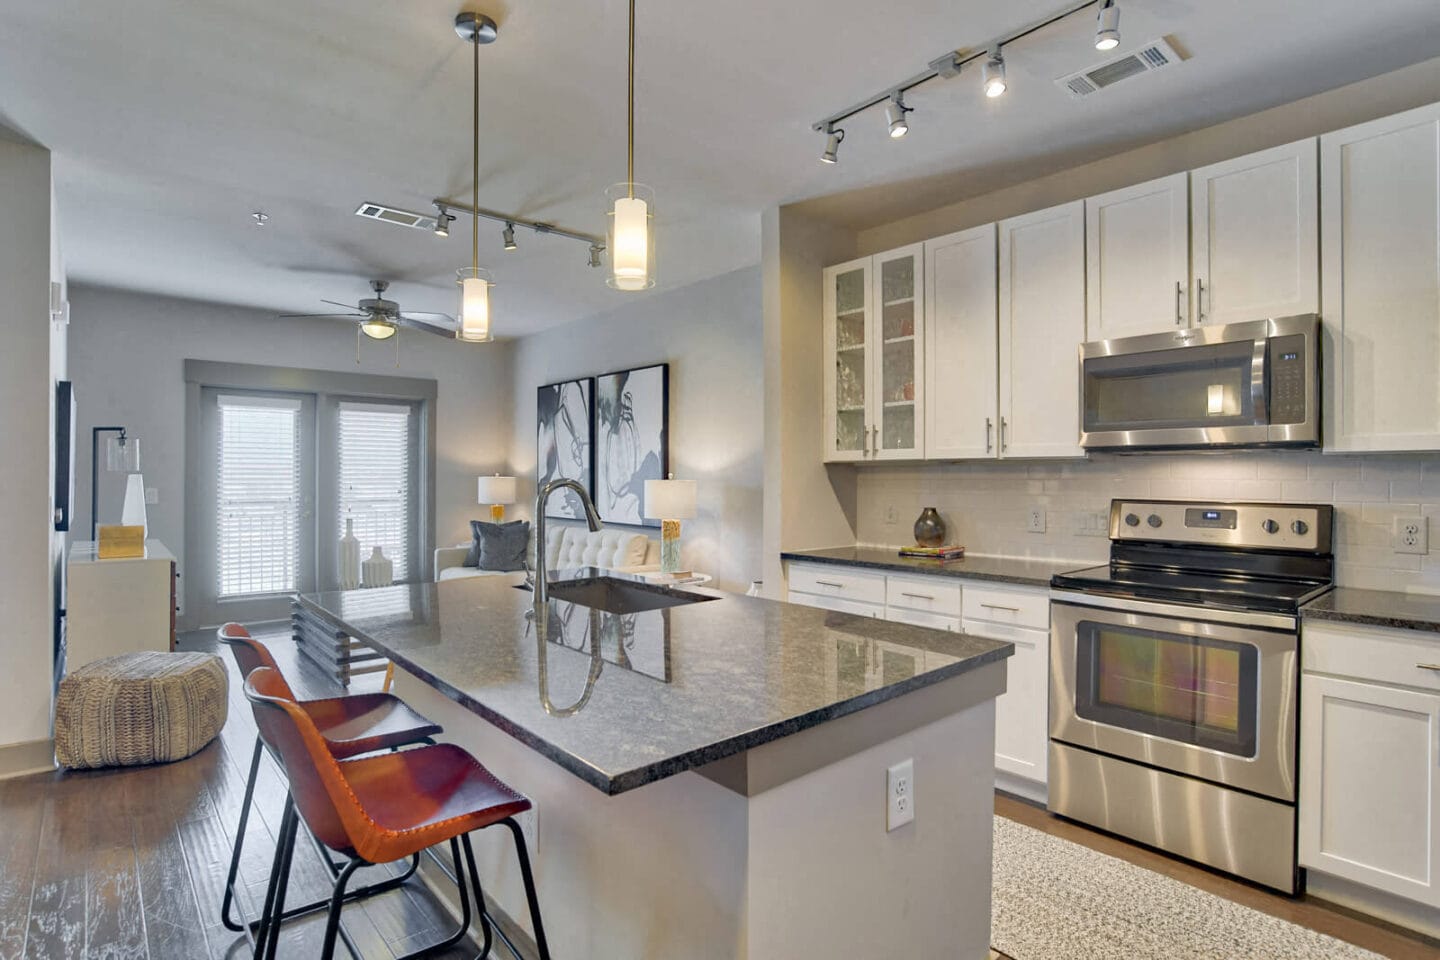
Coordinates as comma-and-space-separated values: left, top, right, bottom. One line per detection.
468, 520, 530, 572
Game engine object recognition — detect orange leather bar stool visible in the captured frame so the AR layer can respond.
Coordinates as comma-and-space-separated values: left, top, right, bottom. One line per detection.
217, 623, 442, 944
244, 666, 551, 960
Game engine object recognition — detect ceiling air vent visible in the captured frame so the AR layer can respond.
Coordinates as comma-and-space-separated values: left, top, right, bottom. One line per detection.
354, 202, 439, 232
1055, 38, 1183, 99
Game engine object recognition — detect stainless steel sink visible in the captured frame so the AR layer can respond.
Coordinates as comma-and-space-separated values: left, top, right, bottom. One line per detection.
544, 576, 715, 615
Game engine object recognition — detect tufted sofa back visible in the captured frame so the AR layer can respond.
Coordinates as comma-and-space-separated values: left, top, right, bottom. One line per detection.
543, 526, 650, 571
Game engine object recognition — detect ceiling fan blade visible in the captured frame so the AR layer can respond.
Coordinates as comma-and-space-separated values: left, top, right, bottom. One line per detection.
279, 312, 365, 320
400, 311, 457, 324
320, 299, 359, 310
397, 315, 459, 337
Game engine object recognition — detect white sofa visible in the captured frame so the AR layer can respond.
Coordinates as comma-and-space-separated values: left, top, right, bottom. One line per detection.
435, 525, 660, 582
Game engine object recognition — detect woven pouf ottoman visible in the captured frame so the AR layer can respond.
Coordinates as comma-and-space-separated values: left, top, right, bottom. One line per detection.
55, 651, 229, 769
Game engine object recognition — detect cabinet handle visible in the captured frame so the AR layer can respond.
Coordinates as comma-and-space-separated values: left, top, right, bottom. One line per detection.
1418, 663, 1440, 672
1000, 417, 1009, 452
1197, 278, 1207, 324
862, 425, 869, 455
872, 425, 879, 455
1175, 280, 1184, 325
980, 602, 1020, 612
901, 592, 935, 600
985, 417, 993, 453
815, 579, 844, 588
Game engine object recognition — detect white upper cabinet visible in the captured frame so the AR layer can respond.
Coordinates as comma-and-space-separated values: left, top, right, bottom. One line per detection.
1322, 102, 1440, 453
999, 201, 1087, 459
1085, 173, 1190, 340
1190, 139, 1319, 327
822, 256, 871, 462
925, 225, 998, 460
822, 245, 924, 462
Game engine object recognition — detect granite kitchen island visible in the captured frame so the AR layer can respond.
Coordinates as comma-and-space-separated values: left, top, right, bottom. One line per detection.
295, 570, 1011, 959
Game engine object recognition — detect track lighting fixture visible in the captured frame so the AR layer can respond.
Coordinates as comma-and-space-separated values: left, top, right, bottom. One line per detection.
502, 222, 517, 251
1094, 0, 1120, 50
821, 125, 844, 164
885, 93, 910, 139
982, 47, 1007, 98
434, 204, 451, 238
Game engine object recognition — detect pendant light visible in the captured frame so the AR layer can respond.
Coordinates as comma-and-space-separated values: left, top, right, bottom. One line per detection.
455, 12, 497, 341
606, 0, 655, 291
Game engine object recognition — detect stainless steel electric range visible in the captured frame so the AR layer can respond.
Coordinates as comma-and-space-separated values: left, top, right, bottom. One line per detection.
1048, 499, 1335, 893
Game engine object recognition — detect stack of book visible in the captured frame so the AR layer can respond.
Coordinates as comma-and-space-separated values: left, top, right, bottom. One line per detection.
898, 544, 966, 561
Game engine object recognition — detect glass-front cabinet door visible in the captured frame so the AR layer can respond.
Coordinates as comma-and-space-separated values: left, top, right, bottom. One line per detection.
872, 244, 925, 460
823, 257, 871, 462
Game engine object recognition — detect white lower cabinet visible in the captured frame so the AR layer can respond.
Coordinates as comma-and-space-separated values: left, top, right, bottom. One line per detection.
1299, 623, 1440, 908
786, 561, 1049, 789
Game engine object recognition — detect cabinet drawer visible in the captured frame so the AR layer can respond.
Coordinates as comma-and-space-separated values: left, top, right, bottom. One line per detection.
787, 590, 884, 618
962, 584, 1049, 631
886, 607, 961, 632
1303, 621, 1440, 692
886, 575, 963, 616
786, 562, 887, 605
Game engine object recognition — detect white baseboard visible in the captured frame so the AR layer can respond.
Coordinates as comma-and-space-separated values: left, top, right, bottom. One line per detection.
995, 769, 1047, 806
0, 738, 56, 779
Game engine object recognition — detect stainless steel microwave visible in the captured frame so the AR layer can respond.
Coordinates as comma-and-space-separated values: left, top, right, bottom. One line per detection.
1079, 315, 1319, 451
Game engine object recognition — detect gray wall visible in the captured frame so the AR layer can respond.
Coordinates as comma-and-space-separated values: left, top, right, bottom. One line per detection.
508, 266, 765, 592
0, 135, 63, 752
67, 285, 514, 627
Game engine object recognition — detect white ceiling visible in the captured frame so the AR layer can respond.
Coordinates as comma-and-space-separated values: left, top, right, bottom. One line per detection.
2, 0, 1439, 337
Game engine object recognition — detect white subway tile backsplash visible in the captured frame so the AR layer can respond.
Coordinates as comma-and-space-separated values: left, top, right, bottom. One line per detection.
854, 450, 1440, 591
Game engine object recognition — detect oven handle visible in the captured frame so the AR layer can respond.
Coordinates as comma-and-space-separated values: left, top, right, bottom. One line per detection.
1050, 591, 1297, 633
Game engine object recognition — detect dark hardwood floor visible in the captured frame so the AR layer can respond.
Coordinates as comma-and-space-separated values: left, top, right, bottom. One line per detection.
3, 626, 1437, 959
0, 626, 492, 960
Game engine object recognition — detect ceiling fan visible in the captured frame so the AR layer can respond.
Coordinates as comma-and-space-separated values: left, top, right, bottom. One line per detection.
281, 280, 458, 341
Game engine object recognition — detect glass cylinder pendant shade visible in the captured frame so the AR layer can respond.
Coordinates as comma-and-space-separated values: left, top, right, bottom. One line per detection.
105, 436, 141, 472
606, 182, 655, 291
456, 268, 493, 342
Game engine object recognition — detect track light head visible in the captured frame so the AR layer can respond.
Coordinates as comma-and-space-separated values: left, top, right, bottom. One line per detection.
885, 92, 910, 139
434, 205, 450, 238
982, 48, 1007, 98
1095, 0, 1121, 51
502, 222, 517, 251
820, 125, 845, 164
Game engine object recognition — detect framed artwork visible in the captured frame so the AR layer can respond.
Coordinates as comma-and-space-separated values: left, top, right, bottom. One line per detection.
537, 377, 594, 520
594, 363, 669, 526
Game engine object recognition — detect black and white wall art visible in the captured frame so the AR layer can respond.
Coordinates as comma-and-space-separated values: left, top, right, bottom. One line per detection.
594, 363, 669, 526
537, 377, 594, 519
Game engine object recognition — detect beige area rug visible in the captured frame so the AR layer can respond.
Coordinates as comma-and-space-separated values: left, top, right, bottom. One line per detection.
991, 815, 1386, 960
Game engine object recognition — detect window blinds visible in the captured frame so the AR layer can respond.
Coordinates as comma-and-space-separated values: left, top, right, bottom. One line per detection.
216, 394, 302, 597
337, 401, 415, 582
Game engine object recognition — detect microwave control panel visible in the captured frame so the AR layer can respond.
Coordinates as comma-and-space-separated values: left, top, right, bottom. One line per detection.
1269, 334, 1308, 425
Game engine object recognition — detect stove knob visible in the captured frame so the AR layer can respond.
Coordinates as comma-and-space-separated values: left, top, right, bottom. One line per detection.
1125, 513, 1140, 527
1291, 519, 1309, 535
1262, 518, 1280, 534
1147, 514, 1163, 528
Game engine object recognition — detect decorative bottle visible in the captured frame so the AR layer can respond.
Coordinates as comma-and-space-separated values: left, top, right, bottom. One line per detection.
361, 545, 394, 588
913, 507, 946, 548
339, 519, 361, 589
121, 473, 148, 535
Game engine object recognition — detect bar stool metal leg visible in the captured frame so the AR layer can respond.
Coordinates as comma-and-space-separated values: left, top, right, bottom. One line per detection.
222, 737, 265, 932
500, 818, 553, 960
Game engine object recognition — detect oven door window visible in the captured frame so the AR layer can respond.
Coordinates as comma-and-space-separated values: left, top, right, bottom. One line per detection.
1074, 622, 1258, 757
1083, 340, 1260, 434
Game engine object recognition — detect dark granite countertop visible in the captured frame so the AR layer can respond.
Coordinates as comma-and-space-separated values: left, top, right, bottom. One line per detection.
1301, 587, 1440, 635
781, 546, 1081, 587
296, 570, 1011, 795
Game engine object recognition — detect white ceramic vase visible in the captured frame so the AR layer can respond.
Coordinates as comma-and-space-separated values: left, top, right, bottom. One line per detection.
361, 545, 393, 588
339, 519, 362, 590
121, 473, 148, 535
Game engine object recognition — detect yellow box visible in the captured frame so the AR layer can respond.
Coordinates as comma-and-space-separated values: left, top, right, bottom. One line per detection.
97, 525, 146, 559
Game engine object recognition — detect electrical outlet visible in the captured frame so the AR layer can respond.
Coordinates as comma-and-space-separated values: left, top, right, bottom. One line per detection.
1026, 507, 1046, 534
1395, 516, 1429, 555
887, 758, 914, 831
884, 505, 898, 526
144, 487, 159, 505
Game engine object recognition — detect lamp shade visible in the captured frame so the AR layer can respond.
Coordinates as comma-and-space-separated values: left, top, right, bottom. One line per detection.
644, 478, 696, 520
477, 474, 517, 505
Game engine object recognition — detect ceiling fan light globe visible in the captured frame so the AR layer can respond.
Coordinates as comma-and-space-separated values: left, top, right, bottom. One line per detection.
360, 318, 398, 340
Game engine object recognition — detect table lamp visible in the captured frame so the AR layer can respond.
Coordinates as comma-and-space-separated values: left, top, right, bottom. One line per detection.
644, 475, 697, 575
477, 474, 517, 522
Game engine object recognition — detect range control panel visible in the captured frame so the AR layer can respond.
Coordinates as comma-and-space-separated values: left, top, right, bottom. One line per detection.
1109, 500, 1332, 553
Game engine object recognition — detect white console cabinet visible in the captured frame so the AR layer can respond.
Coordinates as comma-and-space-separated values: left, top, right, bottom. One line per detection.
66, 540, 178, 673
